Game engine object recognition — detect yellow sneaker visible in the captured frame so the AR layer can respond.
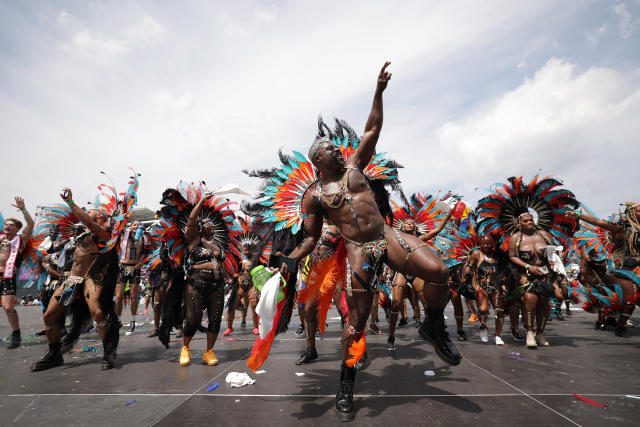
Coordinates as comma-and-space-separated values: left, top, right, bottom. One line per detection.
202, 349, 219, 366
179, 346, 191, 366
468, 314, 478, 322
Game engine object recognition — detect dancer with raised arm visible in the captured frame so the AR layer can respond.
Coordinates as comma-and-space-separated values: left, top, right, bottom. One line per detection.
1, 197, 35, 349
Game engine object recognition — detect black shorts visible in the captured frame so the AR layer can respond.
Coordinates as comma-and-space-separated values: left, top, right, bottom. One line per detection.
118, 265, 141, 284
1, 277, 17, 296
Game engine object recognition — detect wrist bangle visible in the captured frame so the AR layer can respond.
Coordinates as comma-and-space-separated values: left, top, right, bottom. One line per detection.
573, 211, 580, 219
66, 200, 74, 206
525, 264, 530, 273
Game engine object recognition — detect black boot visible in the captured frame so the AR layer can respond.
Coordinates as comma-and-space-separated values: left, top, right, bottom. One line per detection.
354, 351, 369, 371
336, 363, 356, 422
511, 327, 524, 341
101, 314, 121, 370
7, 329, 21, 349
295, 349, 318, 365
31, 342, 63, 372
386, 336, 396, 351
419, 309, 461, 365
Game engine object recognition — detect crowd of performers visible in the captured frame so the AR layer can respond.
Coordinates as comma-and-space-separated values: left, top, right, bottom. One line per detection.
1, 62, 639, 422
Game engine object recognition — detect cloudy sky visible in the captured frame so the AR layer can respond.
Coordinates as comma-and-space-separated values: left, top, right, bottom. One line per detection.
1, 0, 638, 222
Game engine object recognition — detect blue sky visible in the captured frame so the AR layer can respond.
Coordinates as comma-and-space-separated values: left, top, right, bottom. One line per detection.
1, 1, 638, 222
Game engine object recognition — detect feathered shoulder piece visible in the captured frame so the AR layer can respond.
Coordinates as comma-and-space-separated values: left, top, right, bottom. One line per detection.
440, 217, 481, 268
391, 193, 445, 236
94, 168, 140, 252
476, 175, 578, 251
243, 117, 404, 234
574, 205, 613, 260
158, 182, 242, 275
35, 204, 80, 241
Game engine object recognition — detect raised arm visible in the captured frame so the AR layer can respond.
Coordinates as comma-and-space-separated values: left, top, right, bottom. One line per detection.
186, 192, 213, 249
11, 197, 34, 238
565, 211, 622, 233
60, 188, 109, 241
352, 61, 392, 170
420, 210, 453, 241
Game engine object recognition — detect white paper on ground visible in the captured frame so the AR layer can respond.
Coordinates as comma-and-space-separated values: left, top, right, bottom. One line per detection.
255, 272, 282, 339
225, 372, 256, 388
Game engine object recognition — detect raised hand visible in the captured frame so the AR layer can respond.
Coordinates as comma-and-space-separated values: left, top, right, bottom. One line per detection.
11, 196, 26, 211
60, 188, 73, 202
377, 61, 392, 91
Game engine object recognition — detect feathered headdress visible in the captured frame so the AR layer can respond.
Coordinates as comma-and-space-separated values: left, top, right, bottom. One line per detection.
391, 193, 445, 236
574, 205, 613, 264
439, 217, 481, 268
93, 168, 140, 252
476, 175, 579, 251
157, 181, 242, 275
243, 117, 405, 235
237, 214, 271, 264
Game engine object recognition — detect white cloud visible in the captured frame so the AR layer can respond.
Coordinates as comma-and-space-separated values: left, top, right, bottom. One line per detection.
613, 1, 639, 38
58, 16, 164, 63
586, 23, 607, 45
253, 5, 278, 24
125, 16, 165, 45
415, 58, 640, 213
60, 28, 130, 63
57, 10, 73, 26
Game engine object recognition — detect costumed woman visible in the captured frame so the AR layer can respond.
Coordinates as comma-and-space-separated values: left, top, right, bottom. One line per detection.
463, 233, 510, 345
386, 194, 453, 352
224, 215, 267, 336
440, 217, 480, 342
155, 184, 242, 366
568, 202, 640, 336
477, 175, 578, 349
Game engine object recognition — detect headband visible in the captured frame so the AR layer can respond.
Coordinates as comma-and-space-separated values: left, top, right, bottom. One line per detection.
308, 136, 331, 160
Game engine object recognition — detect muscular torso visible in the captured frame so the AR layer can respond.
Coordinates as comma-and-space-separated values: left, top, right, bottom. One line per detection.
70, 232, 100, 277
0, 235, 24, 274
317, 168, 385, 243
0, 239, 11, 273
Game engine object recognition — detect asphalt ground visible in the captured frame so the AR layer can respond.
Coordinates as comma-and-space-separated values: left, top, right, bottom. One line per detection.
0, 304, 638, 426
